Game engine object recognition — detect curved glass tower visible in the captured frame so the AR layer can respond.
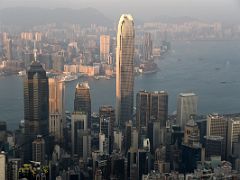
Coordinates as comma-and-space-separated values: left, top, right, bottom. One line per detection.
116, 14, 135, 129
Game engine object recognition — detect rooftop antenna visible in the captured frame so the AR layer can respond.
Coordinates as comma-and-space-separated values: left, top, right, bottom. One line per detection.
33, 40, 37, 62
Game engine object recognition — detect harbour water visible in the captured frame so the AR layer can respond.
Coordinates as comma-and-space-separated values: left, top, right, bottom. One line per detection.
1, 40, 240, 130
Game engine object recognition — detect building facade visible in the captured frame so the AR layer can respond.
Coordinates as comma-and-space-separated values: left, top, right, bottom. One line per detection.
116, 14, 135, 129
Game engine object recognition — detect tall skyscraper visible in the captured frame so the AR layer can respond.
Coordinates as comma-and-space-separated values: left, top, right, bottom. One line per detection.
100, 35, 110, 62
149, 91, 168, 128
136, 91, 150, 130
177, 93, 198, 129
24, 59, 49, 162
74, 82, 91, 128
116, 14, 135, 129
227, 118, 240, 157
143, 33, 153, 61
49, 77, 65, 143
136, 90, 168, 131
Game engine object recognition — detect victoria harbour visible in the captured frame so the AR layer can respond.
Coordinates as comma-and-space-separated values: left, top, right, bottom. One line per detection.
1, 40, 240, 130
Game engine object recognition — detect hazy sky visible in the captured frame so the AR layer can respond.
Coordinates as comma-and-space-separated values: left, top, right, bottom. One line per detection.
0, 0, 240, 23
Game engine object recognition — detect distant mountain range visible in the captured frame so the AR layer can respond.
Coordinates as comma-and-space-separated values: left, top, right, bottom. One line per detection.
0, 7, 220, 28
0, 7, 113, 27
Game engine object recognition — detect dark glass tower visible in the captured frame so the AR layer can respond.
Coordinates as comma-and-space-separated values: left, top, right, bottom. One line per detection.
23, 61, 49, 162
74, 82, 91, 128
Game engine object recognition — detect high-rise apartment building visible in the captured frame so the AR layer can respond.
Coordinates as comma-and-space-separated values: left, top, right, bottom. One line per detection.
177, 93, 198, 129
74, 82, 91, 128
32, 135, 45, 165
24, 60, 49, 162
100, 35, 110, 62
49, 77, 65, 143
116, 14, 135, 129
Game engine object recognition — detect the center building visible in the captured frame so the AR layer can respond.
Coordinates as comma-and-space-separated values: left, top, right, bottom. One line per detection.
116, 14, 135, 129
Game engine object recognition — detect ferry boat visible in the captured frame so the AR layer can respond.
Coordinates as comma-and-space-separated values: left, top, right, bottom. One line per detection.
18, 70, 26, 76
61, 74, 78, 82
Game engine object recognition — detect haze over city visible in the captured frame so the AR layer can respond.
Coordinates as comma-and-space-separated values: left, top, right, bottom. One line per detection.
0, 0, 240, 179
0, 0, 240, 23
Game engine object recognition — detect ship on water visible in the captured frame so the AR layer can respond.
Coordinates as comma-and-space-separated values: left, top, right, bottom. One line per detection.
139, 60, 159, 74
60, 74, 78, 82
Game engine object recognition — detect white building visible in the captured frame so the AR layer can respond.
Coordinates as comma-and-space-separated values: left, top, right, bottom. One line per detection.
177, 93, 198, 129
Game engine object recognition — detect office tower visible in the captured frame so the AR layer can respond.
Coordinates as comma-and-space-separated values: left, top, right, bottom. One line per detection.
127, 148, 138, 180
125, 121, 133, 154
131, 127, 139, 149
24, 59, 49, 162
113, 130, 122, 152
143, 32, 153, 61
99, 105, 115, 153
136, 90, 150, 131
116, 14, 135, 129
127, 148, 150, 180
74, 82, 91, 128
110, 154, 125, 179
177, 93, 198, 129
183, 120, 200, 147
149, 91, 168, 128
204, 136, 224, 160
49, 77, 65, 143
0, 152, 6, 180
100, 35, 110, 62
32, 135, 45, 164
71, 112, 91, 160
181, 145, 202, 173
206, 113, 227, 158
227, 118, 240, 157
7, 158, 21, 180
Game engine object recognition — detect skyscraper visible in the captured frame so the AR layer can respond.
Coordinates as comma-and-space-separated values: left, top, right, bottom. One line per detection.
227, 118, 240, 157
206, 113, 227, 159
71, 112, 91, 160
0, 151, 6, 180
74, 82, 91, 128
116, 14, 135, 129
136, 90, 168, 131
177, 93, 198, 129
100, 35, 110, 62
99, 105, 115, 154
49, 77, 65, 143
149, 91, 168, 128
143, 33, 153, 61
136, 91, 150, 130
24, 59, 49, 162
32, 135, 45, 165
